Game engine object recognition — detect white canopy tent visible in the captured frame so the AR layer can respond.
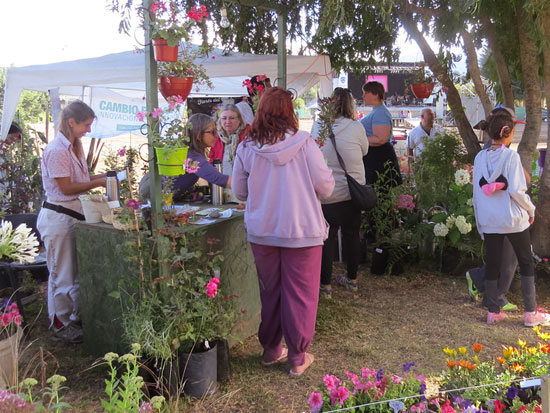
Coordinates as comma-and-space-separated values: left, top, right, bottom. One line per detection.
1, 48, 333, 139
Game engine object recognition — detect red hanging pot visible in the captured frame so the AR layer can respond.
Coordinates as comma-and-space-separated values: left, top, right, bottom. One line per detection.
152, 39, 178, 62
158, 76, 194, 101
410, 83, 435, 99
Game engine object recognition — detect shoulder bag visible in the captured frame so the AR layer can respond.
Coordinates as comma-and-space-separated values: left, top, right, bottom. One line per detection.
329, 131, 377, 210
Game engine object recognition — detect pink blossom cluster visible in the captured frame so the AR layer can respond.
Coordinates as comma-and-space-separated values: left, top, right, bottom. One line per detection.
1, 303, 21, 328
187, 5, 209, 22
184, 158, 200, 174
117, 148, 126, 157
205, 277, 220, 298
397, 194, 415, 211
167, 95, 185, 110
126, 199, 142, 211
0, 389, 32, 412
139, 401, 153, 412
150, 1, 167, 14
242, 75, 267, 95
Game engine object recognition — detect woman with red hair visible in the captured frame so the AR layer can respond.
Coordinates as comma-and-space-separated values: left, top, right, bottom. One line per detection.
232, 87, 334, 376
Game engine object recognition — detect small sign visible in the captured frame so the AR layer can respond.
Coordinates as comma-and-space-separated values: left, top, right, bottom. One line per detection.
520, 378, 542, 388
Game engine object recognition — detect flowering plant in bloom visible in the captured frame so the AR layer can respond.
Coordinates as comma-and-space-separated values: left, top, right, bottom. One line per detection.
308, 363, 426, 412
455, 169, 471, 186
0, 301, 22, 338
0, 221, 39, 264
149, 2, 208, 47
397, 194, 415, 212
157, 42, 214, 90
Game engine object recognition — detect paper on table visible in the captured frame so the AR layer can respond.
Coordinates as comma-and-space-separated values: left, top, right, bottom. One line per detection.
189, 218, 217, 225
196, 208, 222, 216
219, 209, 232, 218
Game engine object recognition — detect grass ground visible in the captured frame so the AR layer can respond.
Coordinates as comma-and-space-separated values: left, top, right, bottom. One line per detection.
19, 260, 550, 412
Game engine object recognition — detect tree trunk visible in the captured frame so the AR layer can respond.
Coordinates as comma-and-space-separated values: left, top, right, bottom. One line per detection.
516, 4, 541, 176
461, 30, 492, 118
398, 5, 480, 159
531, 6, 550, 257
480, 13, 515, 108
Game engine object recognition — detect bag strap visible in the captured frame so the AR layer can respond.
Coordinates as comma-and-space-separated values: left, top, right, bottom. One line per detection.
329, 131, 348, 174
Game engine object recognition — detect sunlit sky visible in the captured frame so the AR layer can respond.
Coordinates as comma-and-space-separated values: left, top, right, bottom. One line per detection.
0, 0, 463, 71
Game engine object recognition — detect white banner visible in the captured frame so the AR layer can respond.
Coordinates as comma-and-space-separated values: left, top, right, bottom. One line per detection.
89, 88, 147, 139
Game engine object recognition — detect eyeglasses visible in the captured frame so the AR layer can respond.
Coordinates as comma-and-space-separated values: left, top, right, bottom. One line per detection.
203, 130, 217, 135
220, 117, 238, 122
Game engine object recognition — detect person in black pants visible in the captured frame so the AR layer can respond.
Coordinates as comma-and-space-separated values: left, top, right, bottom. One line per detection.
311, 88, 369, 297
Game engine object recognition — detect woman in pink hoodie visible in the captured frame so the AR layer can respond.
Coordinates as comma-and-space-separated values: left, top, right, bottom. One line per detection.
232, 87, 335, 376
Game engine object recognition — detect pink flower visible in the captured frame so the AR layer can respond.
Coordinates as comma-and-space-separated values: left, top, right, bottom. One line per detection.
441, 399, 456, 413
169, 100, 176, 110
256, 74, 267, 82
184, 158, 200, 174
361, 367, 376, 379
13, 314, 21, 326
205, 279, 218, 298
323, 374, 341, 391
152, 107, 163, 118
211, 277, 220, 285
150, 1, 165, 14
543, 258, 549, 262
397, 194, 415, 211
117, 148, 126, 157
391, 374, 402, 384
330, 386, 349, 406
139, 401, 153, 412
137, 111, 146, 122
188, 5, 209, 22
211, 56, 216, 59
308, 391, 323, 412
411, 403, 427, 412
126, 199, 142, 210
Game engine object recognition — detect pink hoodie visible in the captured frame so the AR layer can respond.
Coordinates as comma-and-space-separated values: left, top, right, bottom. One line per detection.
232, 130, 335, 248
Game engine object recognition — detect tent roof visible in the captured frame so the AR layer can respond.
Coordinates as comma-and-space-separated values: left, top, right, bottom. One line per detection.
1, 47, 333, 139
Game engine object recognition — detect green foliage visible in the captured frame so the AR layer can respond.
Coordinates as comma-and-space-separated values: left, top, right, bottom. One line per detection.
121, 231, 239, 360
0, 127, 43, 213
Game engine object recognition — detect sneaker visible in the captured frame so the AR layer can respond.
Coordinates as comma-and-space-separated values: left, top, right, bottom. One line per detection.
335, 275, 358, 292
524, 308, 550, 327
320, 284, 332, 299
502, 302, 519, 312
465, 271, 479, 302
487, 311, 507, 325
53, 323, 84, 344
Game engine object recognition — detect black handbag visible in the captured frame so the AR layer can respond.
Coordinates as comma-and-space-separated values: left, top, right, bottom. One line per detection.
329, 131, 377, 210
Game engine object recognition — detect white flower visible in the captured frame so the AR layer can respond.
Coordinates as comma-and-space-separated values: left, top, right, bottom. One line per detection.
433, 223, 449, 237
0, 222, 39, 263
455, 215, 472, 234
455, 169, 470, 186
445, 215, 456, 229
467, 198, 474, 207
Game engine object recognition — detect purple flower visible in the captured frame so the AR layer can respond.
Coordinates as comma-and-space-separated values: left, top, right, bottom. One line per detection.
376, 369, 384, 382
506, 385, 519, 400
391, 139, 398, 146
126, 199, 142, 210
403, 362, 417, 374
420, 383, 426, 400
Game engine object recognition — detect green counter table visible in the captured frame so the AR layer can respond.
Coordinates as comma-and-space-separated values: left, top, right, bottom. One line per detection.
75, 207, 261, 357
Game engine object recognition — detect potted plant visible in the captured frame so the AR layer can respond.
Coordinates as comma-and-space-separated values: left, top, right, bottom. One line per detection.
406, 66, 436, 99
157, 42, 214, 100
0, 302, 23, 388
121, 233, 240, 398
137, 98, 191, 176
149, 3, 210, 62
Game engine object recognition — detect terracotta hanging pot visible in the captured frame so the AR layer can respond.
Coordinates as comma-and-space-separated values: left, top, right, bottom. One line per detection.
152, 39, 178, 62
410, 83, 435, 99
158, 76, 194, 101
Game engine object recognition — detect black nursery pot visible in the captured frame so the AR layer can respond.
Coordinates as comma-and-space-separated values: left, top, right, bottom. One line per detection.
179, 343, 218, 398
370, 245, 389, 275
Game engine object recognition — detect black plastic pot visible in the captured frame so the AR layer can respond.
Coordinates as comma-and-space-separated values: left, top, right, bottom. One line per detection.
370, 245, 389, 275
179, 343, 217, 398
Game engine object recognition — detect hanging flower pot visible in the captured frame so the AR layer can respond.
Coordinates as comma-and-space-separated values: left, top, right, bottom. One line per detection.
411, 83, 435, 99
152, 39, 178, 62
155, 147, 189, 176
158, 76, 194, 101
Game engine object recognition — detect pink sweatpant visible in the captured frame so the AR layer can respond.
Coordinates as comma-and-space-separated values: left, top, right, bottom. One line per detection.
250, 243, 321, 368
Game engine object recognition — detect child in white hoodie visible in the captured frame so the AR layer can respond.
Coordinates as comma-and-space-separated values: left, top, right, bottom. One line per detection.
473, 112, 550, 326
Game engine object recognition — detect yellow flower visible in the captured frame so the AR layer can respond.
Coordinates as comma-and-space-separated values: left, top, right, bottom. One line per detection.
533, 326, 541, 333
527, 347, 537, 355
537, 332, 550, 341
458, 347, 467, 355
518, 338, 526, 348
443, 347, 458, 357
473, 355, 481, 364
502, 346, 513, 359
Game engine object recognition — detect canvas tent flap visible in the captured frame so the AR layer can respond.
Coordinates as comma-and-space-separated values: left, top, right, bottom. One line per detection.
1, 48, 333, 139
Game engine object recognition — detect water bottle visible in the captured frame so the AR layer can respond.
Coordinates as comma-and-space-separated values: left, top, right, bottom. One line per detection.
106, 171, 120, 202
211, 160, 224, 206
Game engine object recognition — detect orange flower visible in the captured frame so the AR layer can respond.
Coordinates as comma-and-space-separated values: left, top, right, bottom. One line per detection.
472, 343, 483, 353
511, 363, 525, 373
446, 359, 456, 368
497, 357, 506, 364
465, 362, 477, 371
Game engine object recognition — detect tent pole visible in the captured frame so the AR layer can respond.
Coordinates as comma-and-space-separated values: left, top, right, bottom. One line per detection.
144, 0, 163, 230
277, 11, 286, 89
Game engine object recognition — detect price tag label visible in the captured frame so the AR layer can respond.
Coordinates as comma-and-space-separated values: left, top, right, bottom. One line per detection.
389, 400, 405, 413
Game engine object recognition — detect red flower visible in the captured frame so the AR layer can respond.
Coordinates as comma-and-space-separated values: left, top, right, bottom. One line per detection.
494, 400, 504, 413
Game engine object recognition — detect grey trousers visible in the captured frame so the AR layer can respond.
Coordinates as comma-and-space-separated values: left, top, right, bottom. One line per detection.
468, 236, 517, 308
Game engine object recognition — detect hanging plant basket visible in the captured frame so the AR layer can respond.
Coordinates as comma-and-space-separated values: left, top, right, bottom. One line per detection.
155, 147, 189, 176
411, 83, 435, 99
158, 76, 194, 101
152, 39, 178, 62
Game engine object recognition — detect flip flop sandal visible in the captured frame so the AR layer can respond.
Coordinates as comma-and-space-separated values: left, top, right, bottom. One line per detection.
262, 347, 288, 366
289, 353, 315, 376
